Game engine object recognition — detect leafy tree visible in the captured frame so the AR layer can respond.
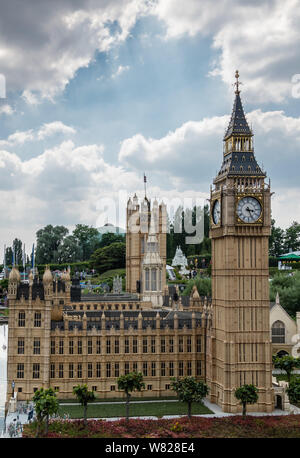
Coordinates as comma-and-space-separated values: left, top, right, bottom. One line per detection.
0, 279, 8, 290
12, 238, 23, 265
286, 377, 300, 404
72, 224, 100, 261
269, 219, 285, 257
5, 246, 13, 266
36, 225, 69, 264
98, 232, 125, 248
32, 387, 59, 437
117, 372, 145, 421
270, 272, 300, 317
284, 221, 300, 253
57, 235, 81, 263
90, 242, 126, 274
170, 377, 209, 418
234, 384, 258, 416
167, 205, 210, 260
73, 384, 95, 426
273, 355, 300, 383
182, 276, 212, 297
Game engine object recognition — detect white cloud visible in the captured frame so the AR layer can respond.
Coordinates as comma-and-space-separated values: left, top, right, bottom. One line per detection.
112, 65, 130, 78
153, 0, 300, 103
37, 121, 76, 140
0, 1, 149, 102
0, 104, 14, 116
0, 121, 76, 148
21, 90, 41, 106
0, 139, 141, 247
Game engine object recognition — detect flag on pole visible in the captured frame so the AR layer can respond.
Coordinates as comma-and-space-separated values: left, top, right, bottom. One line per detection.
144, 173, 147, 198
31, 244, 35, 270
22, 244, 26, 268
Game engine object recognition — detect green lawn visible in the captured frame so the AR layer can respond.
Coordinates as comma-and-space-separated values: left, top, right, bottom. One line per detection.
89, 268, 125, 285
59, 396, 177, 404
58, 400, 212, 419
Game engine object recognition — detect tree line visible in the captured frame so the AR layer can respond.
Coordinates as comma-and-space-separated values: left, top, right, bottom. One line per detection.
3, 225, 125, 271
269, 219, 300, 257
3, 209, 299, 272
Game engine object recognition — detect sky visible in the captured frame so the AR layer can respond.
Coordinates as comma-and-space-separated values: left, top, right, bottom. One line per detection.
0, 0, 300, 252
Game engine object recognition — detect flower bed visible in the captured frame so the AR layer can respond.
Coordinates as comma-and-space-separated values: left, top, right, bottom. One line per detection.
23, 415, 300, 438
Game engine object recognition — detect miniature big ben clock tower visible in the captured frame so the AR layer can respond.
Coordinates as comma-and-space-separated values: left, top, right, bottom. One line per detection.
209, 71, 273, 413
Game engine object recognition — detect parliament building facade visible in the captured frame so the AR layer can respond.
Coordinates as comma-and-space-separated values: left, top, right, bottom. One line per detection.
6, 74, 275, 412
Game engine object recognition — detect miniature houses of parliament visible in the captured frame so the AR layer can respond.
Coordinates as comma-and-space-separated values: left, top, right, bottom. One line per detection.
6, 72, 274, 412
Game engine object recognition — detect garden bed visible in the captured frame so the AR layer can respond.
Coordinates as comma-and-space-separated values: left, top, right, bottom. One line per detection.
23, 415, 300, 438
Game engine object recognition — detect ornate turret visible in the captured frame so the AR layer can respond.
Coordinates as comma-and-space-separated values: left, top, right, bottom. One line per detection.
215, 70, 265, 184
43, 265, 53, 286
9, 266, 21, 284
8, 266, 21, 298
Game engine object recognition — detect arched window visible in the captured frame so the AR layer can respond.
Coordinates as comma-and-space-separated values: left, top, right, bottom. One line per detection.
145, 269, 150, 291
271, 321, 285, 343
151, 268, 157, 291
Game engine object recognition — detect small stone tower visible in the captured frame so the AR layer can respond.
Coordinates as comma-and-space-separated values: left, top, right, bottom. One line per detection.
141, 206, 164, 307
126, 193, 167, 295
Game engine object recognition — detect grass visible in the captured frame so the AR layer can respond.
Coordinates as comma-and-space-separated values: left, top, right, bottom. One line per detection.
59, 395, 178, 403
89, 269, 126, 285
58, 400, 212, 419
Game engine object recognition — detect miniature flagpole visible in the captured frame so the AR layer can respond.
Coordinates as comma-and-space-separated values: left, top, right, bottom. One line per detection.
144, 173, 147, 198
22, 243, 26, 281
31, 243, 35, 277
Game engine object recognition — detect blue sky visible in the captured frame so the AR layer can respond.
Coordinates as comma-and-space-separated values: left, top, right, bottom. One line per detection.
0, 0, 300, 249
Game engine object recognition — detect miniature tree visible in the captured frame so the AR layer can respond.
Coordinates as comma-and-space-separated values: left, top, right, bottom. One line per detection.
32, 387, 59, 437
170, 376, 209, 418
117, 372, 145, 421
73, 384, 95, 426
234, 384, 258, 417
273, 355, 300, 383
286, 377, 300, 404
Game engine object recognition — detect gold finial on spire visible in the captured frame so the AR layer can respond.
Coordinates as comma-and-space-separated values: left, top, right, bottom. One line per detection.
234, 69, 242, 94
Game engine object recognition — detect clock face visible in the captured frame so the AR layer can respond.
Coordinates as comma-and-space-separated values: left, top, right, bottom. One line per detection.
237, 196, 262, 223
212, 200, 220, 225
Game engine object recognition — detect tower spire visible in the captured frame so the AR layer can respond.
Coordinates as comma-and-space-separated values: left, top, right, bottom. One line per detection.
214, 70, 265, 184
224, 71, 251, 140
234, 69, 241, 94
